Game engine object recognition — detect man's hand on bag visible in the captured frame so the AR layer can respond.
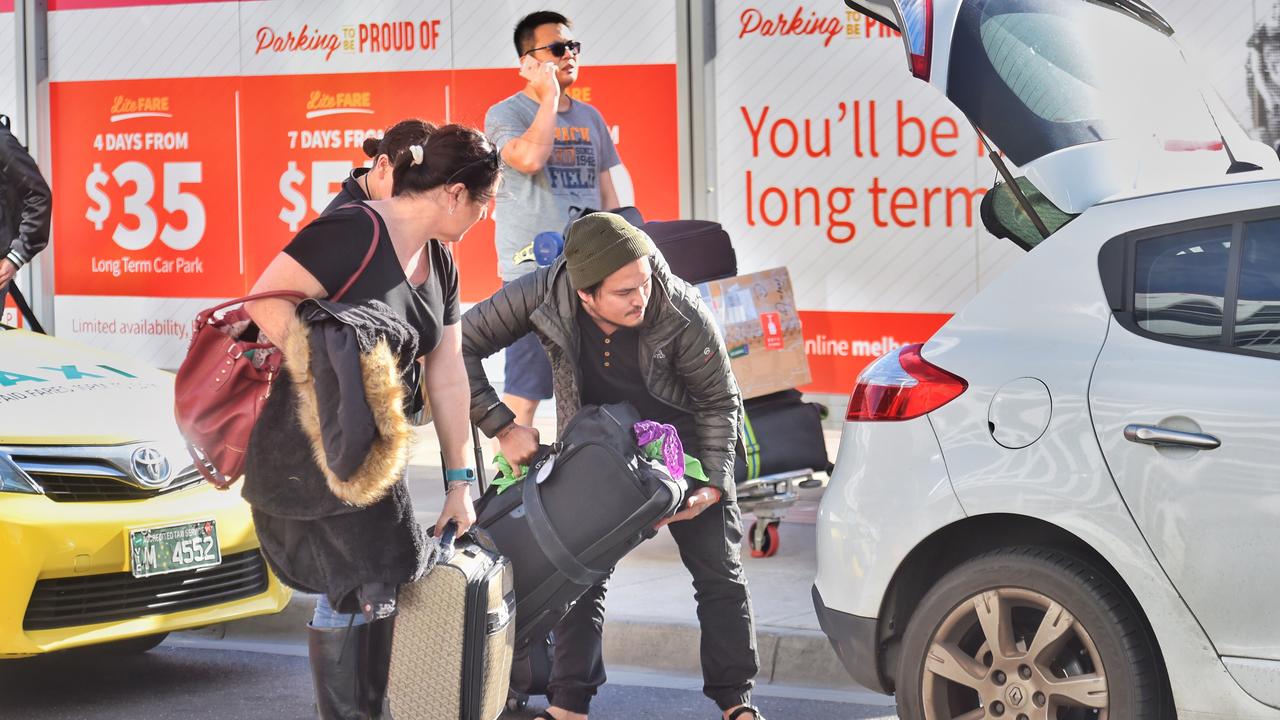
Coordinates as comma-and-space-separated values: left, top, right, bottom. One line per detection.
520, 55, 561, 104
497, 422, 541, 467
656, 486, 723, 529
0, 259, 16, 288
436, 482, 476, 537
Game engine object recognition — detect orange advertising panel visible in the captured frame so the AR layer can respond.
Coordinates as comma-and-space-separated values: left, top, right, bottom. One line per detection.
51, 77, 242, 297
449, 64, 680, 303
799, 310, 952, 394
238, 70, 449, 285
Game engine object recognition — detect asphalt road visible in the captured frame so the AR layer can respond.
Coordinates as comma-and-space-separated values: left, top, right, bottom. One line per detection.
0, 642, 898, 720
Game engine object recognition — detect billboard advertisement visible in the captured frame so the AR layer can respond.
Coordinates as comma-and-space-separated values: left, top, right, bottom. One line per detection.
45, 0, 679, 367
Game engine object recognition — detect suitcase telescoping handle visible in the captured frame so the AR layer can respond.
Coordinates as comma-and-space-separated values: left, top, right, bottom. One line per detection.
472, 423, 488, 490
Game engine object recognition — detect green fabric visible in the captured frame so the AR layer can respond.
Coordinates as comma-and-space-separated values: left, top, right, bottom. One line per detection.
492, 444, 707, 494
491, 452, 528, 495
682, 454, 709, 484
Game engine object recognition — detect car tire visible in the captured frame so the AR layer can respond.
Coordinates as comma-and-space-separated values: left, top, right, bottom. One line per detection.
895, 546, 1170, 720
96, 632, 169, 655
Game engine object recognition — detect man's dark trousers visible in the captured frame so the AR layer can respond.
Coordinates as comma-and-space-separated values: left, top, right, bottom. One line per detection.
546, 497, 759, 713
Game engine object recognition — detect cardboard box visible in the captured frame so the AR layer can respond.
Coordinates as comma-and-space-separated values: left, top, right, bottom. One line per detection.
697, 267, 811, 399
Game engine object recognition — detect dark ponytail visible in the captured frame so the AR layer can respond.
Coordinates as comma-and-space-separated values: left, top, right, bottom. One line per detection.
364, 118, 436, 166
392, 123, 500, 203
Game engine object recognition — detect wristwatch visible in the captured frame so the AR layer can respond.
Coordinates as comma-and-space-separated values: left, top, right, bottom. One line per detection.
444, 467, 477, 485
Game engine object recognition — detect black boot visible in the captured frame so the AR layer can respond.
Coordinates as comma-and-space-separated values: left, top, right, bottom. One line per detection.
359, 616, 395, 718
308, 623, 364, 720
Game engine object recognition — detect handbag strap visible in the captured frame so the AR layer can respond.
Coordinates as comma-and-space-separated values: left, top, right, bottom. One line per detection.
195, 202, 382, 328
330, 202, 382, 302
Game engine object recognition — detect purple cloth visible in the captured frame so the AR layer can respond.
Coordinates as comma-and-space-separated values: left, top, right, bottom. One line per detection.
633, 420, 685, 478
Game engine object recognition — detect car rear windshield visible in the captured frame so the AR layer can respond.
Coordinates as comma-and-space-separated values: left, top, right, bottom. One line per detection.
947, 0, 1221, 166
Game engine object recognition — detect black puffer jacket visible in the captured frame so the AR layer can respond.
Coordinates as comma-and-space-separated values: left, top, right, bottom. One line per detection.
0, 118, 50, 270
462, 252, 743, 499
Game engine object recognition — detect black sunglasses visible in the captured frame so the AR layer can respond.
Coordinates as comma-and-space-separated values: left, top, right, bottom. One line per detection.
522, 40, 582, 58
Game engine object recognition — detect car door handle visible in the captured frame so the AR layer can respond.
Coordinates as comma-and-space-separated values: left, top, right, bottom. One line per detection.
1123, 424, 1221, 450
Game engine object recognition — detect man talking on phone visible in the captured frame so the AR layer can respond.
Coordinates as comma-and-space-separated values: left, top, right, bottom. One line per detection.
484, 10, 621, 431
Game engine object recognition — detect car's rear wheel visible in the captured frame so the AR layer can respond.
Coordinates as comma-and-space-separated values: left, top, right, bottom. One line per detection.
895, 547, 1168, 720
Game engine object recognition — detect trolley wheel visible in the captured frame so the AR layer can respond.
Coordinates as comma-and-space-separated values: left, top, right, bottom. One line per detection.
749, 520, 780, 558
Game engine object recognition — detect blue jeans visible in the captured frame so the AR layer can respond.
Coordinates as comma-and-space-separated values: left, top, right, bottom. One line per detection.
311, 594, 369, 629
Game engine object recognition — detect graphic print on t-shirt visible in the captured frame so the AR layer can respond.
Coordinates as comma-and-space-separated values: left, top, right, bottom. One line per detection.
547, 125, 598, 192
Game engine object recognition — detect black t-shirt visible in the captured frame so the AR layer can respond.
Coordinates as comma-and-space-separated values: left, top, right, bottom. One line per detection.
576, 306, 700, 450
283, 200, 459, 359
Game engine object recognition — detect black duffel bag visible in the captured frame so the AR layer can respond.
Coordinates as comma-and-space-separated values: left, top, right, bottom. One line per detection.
474, 402, 687, 646
735, 390, 829, 483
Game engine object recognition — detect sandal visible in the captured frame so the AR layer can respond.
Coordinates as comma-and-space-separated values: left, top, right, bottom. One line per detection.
727, 707, 766, 720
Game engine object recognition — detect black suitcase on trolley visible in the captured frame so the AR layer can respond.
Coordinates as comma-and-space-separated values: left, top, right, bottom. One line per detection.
641, 219, 737, 284
473, 402, 688, 647
735, 390, 830, 482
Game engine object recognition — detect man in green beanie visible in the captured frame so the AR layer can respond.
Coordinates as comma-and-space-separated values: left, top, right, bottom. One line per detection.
462, 212, 763, 720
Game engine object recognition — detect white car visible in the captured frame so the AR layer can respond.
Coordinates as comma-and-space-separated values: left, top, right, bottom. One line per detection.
814, 1, 1280, 719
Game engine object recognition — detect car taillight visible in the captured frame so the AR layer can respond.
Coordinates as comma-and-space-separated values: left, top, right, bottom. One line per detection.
846, 343, 966, 422
899, 0, 933, 80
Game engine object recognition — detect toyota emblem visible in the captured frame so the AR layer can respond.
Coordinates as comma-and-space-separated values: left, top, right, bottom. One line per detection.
130, 446, 172, 487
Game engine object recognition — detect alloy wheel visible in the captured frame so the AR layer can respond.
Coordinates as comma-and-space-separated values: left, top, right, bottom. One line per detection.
921, 587, 1108, 720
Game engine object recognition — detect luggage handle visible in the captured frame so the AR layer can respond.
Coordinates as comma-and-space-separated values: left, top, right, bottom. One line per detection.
434, 519, 502, 558
521, 457, 609, 586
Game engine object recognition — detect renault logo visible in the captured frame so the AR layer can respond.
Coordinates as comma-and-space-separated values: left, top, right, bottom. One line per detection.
130, 446, 171, 487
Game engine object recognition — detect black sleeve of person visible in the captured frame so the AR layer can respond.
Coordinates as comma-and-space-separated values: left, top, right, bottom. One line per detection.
282, 208, 376, 297
0, 119, 51, 268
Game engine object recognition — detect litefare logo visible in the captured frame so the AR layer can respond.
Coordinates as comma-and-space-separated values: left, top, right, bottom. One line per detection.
305, 90, 375, 119
110, 95, 173, 123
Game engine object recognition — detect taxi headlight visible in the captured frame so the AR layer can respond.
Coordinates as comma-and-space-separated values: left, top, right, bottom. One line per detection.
0, 452, 39, 494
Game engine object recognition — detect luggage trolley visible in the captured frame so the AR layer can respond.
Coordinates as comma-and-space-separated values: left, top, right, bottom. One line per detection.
737, 469, 817, 558
733, 390, 832, 558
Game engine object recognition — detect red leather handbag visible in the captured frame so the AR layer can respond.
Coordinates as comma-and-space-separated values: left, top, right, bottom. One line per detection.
174, 204, 381, 488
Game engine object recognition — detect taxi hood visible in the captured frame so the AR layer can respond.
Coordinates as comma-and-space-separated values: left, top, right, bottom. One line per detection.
0, 328, 183, 447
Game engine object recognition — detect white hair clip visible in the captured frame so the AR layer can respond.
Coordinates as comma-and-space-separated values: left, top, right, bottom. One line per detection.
409, 144, 424, 166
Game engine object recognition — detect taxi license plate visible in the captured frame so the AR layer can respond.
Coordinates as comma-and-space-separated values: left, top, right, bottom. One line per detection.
129, 519, 221, 578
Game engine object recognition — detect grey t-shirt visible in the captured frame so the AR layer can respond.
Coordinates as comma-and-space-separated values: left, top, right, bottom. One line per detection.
485, 92, 621, 281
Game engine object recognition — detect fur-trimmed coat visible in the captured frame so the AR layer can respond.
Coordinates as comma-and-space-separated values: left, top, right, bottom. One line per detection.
242, 299, 426, 611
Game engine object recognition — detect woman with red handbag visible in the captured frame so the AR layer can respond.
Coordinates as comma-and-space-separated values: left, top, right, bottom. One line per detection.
241, 123, 500, 719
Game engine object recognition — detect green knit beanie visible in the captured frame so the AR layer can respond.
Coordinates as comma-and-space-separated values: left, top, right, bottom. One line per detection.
563, 212, 656, 290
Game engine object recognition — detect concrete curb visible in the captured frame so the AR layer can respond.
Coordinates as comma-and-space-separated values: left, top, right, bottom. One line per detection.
196, 594, 859, 692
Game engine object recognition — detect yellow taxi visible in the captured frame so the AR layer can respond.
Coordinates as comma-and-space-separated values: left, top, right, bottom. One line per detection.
0, 316, 290, 658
